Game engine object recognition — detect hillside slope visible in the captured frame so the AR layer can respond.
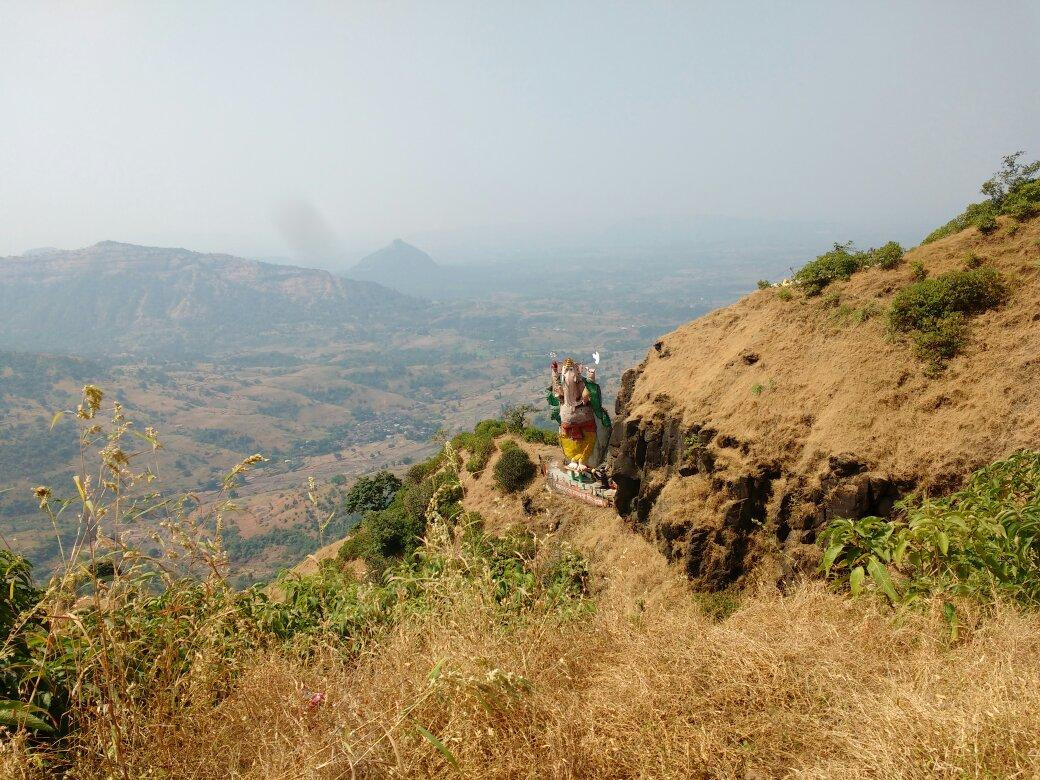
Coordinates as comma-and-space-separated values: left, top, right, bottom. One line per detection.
0, 241, 413, 354
609, 217, 1040, 589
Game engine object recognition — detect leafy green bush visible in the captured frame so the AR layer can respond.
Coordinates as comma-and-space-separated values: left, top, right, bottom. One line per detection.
756, 280, 772, 290
923, 152, 1040, 243
821, 451, 1040, 607
494, 445, 536, 493
452, 428, 498, 474
520, 426, 559, 445
793, 240, 905, 296
888, 267, 1007, 369
405, 452, 444, 485
502, 404, 537, 433
343, 470, 402, 514
0, 550, 47, 731
793, 242, 864, 296
467, 435, 496, 471
474, 418, 507, 438
1003, 179, 1040, 220
869, 240, 905, 269
776, 287, 793, 301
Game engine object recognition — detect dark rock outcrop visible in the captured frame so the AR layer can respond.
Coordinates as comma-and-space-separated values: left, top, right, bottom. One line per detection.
608, 365, 912, 590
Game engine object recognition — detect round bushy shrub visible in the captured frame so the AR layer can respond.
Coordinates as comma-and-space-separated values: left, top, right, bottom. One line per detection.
494, 445, 536, 493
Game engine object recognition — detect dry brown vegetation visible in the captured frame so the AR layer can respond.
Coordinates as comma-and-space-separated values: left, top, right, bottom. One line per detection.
7, 490, 1040, 780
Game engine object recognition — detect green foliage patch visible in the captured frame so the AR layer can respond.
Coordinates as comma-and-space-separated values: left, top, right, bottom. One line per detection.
888, 267, 1007, 370
342, 470, 402, 514
793, 240, 905, 296
494, 443, 536, 493
923, 151, 1040, 244
821, 451, 1040, 608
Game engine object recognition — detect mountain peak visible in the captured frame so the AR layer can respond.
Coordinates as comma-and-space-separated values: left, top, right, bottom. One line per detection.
347, 240, 440, 297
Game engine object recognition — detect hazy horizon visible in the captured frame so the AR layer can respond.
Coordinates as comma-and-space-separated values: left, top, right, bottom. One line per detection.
2, 2, 1038, 266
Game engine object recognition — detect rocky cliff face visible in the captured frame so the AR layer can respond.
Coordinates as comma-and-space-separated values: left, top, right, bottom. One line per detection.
607, 218, 1040, 590
609, 363, 913, 589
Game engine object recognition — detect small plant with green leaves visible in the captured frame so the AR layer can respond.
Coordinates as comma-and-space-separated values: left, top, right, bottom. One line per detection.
793, 240, 906, 295
756, 280, 772, 290
776, 287, 793, 301
819, 451, 1040, 611
910, 259, 927, 281
821, 451, 1040, 608
520, 426, 559, 445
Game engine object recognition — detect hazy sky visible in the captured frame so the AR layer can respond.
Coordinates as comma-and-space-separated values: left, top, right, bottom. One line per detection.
2, 1, 1038, 264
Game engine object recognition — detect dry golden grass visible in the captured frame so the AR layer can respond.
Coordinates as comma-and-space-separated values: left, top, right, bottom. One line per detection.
10, 500, 1040, 780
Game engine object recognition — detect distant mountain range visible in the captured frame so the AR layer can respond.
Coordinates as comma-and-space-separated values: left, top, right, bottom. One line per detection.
0, 241, 414, 355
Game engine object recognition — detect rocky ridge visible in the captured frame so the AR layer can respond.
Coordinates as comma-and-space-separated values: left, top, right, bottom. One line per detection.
608, 217, 1040, 589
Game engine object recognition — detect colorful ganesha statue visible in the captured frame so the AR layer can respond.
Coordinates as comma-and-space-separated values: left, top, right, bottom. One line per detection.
547, 356, 612, 471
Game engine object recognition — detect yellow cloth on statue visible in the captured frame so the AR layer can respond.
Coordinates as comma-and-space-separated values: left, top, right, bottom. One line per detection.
561, 429, 597, 464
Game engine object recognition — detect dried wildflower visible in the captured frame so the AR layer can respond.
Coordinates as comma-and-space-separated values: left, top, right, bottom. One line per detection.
32, 485, 52, 509
100, 445, 130, 471
76, 385, 104, 419
222, 453, 268, 490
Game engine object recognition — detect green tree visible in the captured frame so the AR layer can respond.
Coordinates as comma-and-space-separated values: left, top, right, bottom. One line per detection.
980, 151, 1040, 205
343, 470, 402, 514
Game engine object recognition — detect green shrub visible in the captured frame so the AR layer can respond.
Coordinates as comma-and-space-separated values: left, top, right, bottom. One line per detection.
405, 452, 443, 485
793, 242, 863, 296
756, 279, 772, 290
963, 251, 982, 269
776, 287, 793, 301
923, 152, 1040, 243
502, 404, 537, 433
1003, 179, 1040, 220
793, 240, 904, 296
910, 259, 927, 281
888, 267, 1007, 369
452, 430, 497, 474
338, 474, 438, 572
889, 267, 1007, 332
910, 313, 967, 366
474, 419, 507, 438
494, 445, 536, 493
343, 470, 402, 514
868, 240, 904, 269
821, 451, 1040, 607
520, 426, 558, 445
